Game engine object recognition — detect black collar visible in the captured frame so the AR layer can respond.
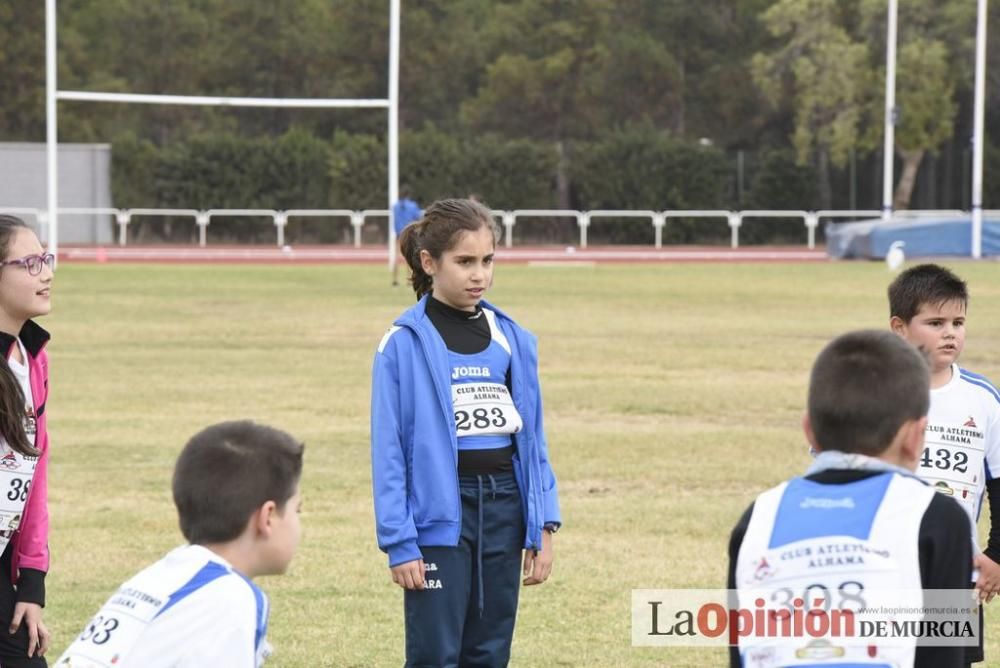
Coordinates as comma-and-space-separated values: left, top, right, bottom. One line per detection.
0, 321, 50, 358
427, 295, 483, 321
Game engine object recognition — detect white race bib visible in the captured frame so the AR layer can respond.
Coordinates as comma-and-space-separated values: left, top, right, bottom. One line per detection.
0, 446, 37, 553
452, 382, 523, 437
920, 421, 986, 517
55, 586, 167, 667
56, 566, 272, 667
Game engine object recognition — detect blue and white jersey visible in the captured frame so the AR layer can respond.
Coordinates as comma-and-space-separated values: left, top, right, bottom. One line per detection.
735, 472, 935, 667
449, 308, 523, 450
922, 364, 1000, 551
56, 544, 270, 668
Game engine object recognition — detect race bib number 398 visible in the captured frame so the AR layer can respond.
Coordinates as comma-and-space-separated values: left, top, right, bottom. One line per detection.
452, 382, 523, 437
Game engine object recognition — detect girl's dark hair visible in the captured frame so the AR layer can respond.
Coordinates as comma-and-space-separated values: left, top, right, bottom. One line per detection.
0, 215, 37, 457
398, 198, 498, 299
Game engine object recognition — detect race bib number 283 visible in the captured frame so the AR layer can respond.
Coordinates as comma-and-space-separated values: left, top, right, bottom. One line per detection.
452, 382, 523, 437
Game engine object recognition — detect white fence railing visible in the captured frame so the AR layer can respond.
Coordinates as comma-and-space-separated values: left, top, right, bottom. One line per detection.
2, 207, 990, 250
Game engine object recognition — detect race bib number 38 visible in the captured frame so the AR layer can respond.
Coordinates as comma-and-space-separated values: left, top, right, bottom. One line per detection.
0, 448, 37, 549
452, 382, 523, 437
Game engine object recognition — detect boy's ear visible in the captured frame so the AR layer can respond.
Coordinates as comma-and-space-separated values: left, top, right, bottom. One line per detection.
802, 413, 821, 452
897, 416, 928, 470
253, 500, 278, 538
889, 316, 907, 336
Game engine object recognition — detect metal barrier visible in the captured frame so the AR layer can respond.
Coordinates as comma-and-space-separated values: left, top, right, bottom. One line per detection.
506, 210, 586, 248
585, 211, 658, 248
736, 211, 815, 248
285, 209, 358, 247
3, 206, 986, 250
662, 211, 734, 248
203, 209, 279, 248
116, 208, 199, 246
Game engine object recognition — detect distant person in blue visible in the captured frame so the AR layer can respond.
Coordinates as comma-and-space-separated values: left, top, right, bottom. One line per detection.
391, 185, 422, 287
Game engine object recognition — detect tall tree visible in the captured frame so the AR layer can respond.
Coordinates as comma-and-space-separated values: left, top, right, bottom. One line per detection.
398, 0, 494, 133
858, 0, 974, 209
603, 0, 771, 147
0, 1, 45, 140
752, 0, 869, 208
460, 0, 615, 208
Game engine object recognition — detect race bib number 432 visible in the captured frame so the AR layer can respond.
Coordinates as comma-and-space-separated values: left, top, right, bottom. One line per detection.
452, 382, 523, 437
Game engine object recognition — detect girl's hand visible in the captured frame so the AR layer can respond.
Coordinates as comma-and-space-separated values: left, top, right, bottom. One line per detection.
10, 601, 49, 657
390, 559, 426, 590
522, 530, 554, 586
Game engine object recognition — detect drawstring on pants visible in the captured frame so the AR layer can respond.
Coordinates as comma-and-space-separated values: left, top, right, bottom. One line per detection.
475, 474, 498, 619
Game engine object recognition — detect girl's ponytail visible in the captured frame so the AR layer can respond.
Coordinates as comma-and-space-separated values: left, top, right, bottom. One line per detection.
399, 220, 433, 299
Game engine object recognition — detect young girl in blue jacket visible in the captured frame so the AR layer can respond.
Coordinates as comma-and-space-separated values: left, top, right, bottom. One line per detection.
371, 198, 560, 667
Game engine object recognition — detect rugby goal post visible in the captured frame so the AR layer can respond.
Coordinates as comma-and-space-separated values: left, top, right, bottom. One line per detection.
45, 0, 401, 268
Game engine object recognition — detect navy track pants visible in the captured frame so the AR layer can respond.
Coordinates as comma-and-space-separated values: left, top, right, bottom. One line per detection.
404, 472, 525, 668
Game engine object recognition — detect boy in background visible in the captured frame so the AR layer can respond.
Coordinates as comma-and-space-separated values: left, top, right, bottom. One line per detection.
890, 263, 1000, 664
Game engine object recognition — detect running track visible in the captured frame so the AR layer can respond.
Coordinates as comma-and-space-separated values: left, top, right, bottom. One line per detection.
59, 245, 828, 264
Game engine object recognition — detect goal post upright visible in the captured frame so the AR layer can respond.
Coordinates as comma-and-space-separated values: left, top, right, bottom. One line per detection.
45, 0, 58, 255
388, 0, 401, 272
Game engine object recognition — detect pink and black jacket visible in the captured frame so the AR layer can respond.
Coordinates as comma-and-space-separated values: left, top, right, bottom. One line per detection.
0, 321, 50, 606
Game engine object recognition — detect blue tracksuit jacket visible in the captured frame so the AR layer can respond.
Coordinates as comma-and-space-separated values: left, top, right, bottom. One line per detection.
371, 296, 561, 567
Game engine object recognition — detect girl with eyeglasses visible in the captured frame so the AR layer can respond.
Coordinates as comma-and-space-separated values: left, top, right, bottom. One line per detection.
0, 215, 54, 665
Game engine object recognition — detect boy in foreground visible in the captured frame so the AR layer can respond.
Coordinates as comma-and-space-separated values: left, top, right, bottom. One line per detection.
729, 330, 972, 667
56, 420, 304, 667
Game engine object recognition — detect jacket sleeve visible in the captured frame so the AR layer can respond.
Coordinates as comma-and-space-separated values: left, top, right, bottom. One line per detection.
984, 478, 1000, 564
16, 349, 50, 596
527, 333, 560, 526
918, 494, 973, 589
913, 494, 973, 668
727, 503, 754, 668
984, 397, 1000, 562
370, 333, 422, 567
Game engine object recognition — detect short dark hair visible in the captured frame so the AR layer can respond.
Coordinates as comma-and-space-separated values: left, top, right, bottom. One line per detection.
888, 263, 968, 322
808, 330, 929, 456
172, 420, 304, 545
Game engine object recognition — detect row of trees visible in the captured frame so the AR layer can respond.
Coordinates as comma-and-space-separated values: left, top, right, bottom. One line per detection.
1, 0, 998, 239
116, 126, 812, 244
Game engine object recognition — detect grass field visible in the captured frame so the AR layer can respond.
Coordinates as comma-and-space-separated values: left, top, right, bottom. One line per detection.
43, 260, 1000, 666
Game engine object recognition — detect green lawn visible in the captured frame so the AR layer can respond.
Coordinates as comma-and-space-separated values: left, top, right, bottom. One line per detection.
43, 260, 1000, 666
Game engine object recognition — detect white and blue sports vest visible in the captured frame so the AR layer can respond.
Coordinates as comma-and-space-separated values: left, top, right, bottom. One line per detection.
449, 309, 523, 449
56, 545, 270, 667
921, 364, 1000, 551
735, 473, 934, 667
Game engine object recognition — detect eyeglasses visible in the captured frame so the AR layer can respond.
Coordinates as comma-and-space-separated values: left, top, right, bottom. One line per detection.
0, 253, 55, 276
